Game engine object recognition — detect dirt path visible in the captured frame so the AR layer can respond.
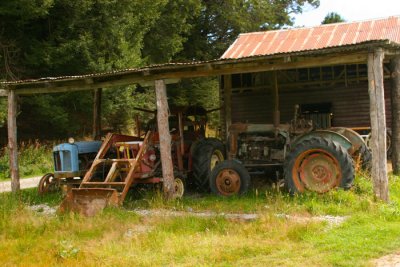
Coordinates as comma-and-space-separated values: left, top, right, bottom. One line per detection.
373, 252, 400, 267
0, 176, 41, 193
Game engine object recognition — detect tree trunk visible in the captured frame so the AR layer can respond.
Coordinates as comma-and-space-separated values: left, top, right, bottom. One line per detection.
92, 88, 102, 140
155, 80, 175, 200
390, 56, 400, 175
368, 48, 389, 202
7, 89, 20, 193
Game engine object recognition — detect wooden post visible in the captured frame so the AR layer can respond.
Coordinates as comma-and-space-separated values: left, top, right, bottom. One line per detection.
92, 88, 102, 140
223, 75, 232, 141
155, 80, 175, 199
368, 48, 389, 202
272, 71, 280, 127
7, 89, 20, 193
390, 56, 400, 175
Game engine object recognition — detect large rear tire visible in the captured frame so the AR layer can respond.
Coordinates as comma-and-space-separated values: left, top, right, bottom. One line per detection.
210, 160, 250, 196
284, 137, 354, 194
192, 138, 225, 191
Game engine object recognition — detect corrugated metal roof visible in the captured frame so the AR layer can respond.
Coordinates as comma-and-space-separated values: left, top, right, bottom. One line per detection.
222, 16, 400, 59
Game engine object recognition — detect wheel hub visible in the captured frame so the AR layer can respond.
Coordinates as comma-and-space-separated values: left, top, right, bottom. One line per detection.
294, 149, 341, 193
216, 169, 241, 196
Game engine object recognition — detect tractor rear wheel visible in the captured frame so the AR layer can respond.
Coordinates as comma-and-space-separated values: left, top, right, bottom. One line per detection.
192, 138, 225, 191
284, 137, 354, 194
210, 160, 250, 196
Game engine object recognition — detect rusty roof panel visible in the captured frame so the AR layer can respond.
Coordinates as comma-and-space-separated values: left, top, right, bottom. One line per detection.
222, 16, 400, 59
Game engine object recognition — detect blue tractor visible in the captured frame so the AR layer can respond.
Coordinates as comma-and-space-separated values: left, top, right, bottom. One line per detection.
38, 140, 102, 195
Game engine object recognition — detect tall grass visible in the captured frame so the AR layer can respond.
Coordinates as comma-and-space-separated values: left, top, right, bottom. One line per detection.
0, 140, 53, 180
0, 173, 399, 266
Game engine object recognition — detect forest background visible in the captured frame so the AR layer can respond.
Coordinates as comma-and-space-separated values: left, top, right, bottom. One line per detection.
0, 0, 320, 144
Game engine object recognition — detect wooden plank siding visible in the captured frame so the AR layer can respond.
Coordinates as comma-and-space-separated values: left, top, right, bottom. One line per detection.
223, 68, 393, 130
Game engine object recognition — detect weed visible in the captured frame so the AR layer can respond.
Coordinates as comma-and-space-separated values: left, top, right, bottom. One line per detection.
0, 140, 53, 180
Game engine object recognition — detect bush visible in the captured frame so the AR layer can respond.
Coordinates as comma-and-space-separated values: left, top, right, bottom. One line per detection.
0, 140, 53, 180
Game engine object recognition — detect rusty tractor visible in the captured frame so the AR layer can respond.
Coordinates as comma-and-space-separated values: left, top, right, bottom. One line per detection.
210, 105, 371, 196
59, 106, 224, 216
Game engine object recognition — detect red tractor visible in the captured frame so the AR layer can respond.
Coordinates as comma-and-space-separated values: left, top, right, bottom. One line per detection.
59, 105, 225, 216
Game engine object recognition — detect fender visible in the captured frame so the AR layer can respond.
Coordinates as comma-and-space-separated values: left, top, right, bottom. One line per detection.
291, 130, 352, 152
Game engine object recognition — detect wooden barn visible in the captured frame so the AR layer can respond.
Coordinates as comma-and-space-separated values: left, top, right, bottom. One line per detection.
219, 16, 399, 134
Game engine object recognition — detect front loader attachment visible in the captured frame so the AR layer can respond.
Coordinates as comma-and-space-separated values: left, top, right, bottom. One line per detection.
59, 188, 119, 217
58, 132, 152, 216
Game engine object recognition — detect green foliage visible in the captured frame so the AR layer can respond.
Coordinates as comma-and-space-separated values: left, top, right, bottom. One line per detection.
179, 0, 320, 60
0, 0, 319, 140
322, 12, 346, 24
0, 97, 6, 127
0, 141, 53, 180
168, 78, 220, 129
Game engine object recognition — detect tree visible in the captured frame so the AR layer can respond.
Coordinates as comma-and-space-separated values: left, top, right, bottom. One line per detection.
178, 0, 320, 61
322, 12, 345, 25
0, 0, 321, 141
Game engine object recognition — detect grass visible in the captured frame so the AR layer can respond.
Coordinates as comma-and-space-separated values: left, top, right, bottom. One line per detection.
0, 141, 53, 180
0, 172, 400, 266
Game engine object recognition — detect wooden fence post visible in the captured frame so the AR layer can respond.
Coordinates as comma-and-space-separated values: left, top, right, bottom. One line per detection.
155, 80, 174, 199
92, 88, 102, 140
390, 56, 400, 175
368, 48, 389, 202
7, 89, 20, 193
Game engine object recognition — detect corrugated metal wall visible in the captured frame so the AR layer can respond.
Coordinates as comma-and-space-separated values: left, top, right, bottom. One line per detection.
230, 80, 392, 128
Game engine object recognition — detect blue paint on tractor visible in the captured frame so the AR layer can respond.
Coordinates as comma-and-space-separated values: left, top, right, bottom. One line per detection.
53, 141, 102, 174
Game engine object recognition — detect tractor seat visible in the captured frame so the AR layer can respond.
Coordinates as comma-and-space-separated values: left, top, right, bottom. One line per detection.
115, 141, 143, 159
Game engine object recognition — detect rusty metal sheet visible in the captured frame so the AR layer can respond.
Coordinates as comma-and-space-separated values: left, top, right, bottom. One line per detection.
222, 16, 400, 59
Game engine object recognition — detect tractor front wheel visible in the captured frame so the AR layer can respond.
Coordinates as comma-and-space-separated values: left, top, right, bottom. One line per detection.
38, 173, 58, 195
284, 137, 354, 194
210, 160, 250, 196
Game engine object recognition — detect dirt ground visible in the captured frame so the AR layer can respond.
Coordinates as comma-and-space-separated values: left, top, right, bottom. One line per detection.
373, 252, 400, 267
0, 176, 41, 193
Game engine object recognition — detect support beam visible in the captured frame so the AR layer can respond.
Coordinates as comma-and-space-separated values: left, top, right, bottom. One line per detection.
272, 71, 280, 127
8, 53, 368, 95
391, 55, 400, 174
223, 75, 232, 141
7, 90, 20, 193
155, 80, 174, 200
92, 88, 102, 140
368, 48, 389, 202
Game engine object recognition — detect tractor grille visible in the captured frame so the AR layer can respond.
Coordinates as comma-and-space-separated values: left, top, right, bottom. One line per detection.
53, 151, 72, 172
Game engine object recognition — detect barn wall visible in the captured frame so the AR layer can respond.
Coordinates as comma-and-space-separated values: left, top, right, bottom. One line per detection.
224, 67, 392, 130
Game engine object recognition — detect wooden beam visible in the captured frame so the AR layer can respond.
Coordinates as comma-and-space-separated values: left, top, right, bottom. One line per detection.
155, 79, 175, 200
9, 53, 368, 95
223, 75, 232, 142
368, 48, 389, 202
92, 88, 102, 140
7, 90, 20, 193
390, 55, 400, 174
272, 71, 280, 127
0, 89, 7, 97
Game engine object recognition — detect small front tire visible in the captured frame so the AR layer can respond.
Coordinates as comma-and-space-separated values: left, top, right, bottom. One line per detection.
38, 173, 58, 195
210, 160, 250, 196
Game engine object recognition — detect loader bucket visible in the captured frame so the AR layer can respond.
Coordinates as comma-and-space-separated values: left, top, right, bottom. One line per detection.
59, 188, 119, 217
